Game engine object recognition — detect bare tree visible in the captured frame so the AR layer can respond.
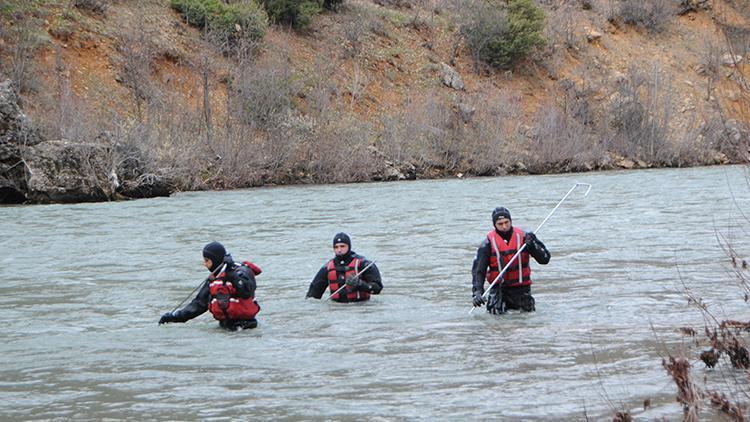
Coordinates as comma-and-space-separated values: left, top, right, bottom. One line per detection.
116, 22, 158, 121
8, 21, 40, 94
605, 65, 673, 163
700, 35, 722, 102
201, 56, 213, 146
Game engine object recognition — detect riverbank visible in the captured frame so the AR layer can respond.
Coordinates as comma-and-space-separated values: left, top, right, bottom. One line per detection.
1, 63, 745, 204
1, 0, 749, 203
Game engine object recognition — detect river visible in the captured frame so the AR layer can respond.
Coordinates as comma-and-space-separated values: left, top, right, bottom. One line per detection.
2, 165, 749, 420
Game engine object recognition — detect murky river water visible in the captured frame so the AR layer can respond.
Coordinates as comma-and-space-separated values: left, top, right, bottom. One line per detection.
2, 165, 750, 420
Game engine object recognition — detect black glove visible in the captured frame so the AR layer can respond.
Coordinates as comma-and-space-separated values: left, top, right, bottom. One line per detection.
345, 275, 362, 289
472, 291, 485, 307
525, 232, 538, 249
159, 312, 177, 325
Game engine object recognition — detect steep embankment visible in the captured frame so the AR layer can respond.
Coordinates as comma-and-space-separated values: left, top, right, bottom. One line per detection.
0, 0, 748, 202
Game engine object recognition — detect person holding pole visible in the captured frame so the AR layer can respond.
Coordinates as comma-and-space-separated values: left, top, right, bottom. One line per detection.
472, 207, 550, 314
306, 232, 382, 302
158, 241, 262, 330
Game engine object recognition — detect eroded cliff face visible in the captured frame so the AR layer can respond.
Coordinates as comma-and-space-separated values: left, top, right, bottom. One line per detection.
0, 79, 43, 203
2, 0, 749, 198
0, 80, 174, 204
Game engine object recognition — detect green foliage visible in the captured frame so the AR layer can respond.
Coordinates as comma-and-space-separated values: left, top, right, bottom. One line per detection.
48, 15, 75, 40
72, 0, 108, 15
170, 0, 268, 42
1, 0, 54, 18
259, 0, 321, 29
322, 0, 344, 11
261, 0, 347, 29
171, 0, 342, 32
461, 0, 546, 69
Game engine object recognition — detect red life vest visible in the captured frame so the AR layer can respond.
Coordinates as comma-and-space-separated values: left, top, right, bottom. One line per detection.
208, 262, 260, 321
327, 258, 371, 302
243, 260, 262, 276
486, 227, 532, 288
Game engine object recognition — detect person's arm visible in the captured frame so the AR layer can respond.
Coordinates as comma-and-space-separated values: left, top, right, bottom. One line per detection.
306, 266, 329, 299
160, 280, 210, 324
472, 238, 491, 296
228, 265, 256, 299
524, 232, 550, 265
356, 259, 382, 294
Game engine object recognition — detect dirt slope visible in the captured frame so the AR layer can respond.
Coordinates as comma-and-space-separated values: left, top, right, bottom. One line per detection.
1, 0, 748, 186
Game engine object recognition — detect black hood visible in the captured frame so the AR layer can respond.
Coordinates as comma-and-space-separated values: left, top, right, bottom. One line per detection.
491, 207, 511, 225
333, 232, 352, 248
203, 241, 227, 272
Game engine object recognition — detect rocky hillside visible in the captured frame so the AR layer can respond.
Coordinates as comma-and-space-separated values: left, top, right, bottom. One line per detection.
0, 0, 749, 203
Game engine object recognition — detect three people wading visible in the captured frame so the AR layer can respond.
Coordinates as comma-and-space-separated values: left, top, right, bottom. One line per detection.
158, 208, 554, 330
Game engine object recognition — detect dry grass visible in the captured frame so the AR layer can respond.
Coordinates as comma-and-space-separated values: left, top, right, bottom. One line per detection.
663, 166, 750, 420
0, 0, 748, 192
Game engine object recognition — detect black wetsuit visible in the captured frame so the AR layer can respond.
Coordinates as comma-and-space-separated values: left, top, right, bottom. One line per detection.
472, 227, 550, 313
306, 251, 383, 302
171, 257, 259, 330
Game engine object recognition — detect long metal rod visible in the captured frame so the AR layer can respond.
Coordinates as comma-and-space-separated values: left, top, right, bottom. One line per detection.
170, 263, 226, 313
324, 260, 377, 301
469, 183, 591, 314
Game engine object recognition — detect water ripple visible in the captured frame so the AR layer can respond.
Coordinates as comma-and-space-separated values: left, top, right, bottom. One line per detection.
2, 166, 750, 419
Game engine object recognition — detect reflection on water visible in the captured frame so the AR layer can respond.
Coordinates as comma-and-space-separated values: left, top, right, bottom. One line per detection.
2, 166, 750, 419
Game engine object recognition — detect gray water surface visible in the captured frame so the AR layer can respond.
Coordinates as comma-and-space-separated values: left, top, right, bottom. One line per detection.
2, 166, 750, 420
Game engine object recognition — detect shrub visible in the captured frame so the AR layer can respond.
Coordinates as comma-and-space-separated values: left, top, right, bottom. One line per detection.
72, 0, 107, 15
373, 0, 414, 8
170, 0, 268, 42
322, 0, 344, 11
376, 91, 515, 175
259, 0, 321, 29
605, 66, 673, 163
214, 1, 268, 42
229, 56, 299, 129
8, 22, 43, 93
461, 0, 546, 69
48, 16, 75, 41
527, 103, 601, 172
546, 3, 579, 50
611, 0, 672, 32
170, 0, 215, 27
116, 28, 159, 120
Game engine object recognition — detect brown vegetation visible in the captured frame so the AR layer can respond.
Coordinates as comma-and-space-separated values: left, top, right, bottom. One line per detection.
0, 0, 749, 195
663, 167, 750, 419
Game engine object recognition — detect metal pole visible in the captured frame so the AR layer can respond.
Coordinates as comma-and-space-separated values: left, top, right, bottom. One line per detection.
170, 263, 226, 313
324, 260, 377, 302
469, 183, 591, 314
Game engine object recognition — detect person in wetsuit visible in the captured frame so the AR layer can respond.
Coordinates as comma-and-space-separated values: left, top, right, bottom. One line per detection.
159, 241, 261, 330
306, 232, 382, 302
471, 207, 550, 314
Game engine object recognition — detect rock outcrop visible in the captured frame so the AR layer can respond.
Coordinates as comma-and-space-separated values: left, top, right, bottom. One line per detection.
441, 62, 464, 91
677, 0, 712, 15
0, 80, 174, 204
25, 140, 118, 203
0, 80, 43, 203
